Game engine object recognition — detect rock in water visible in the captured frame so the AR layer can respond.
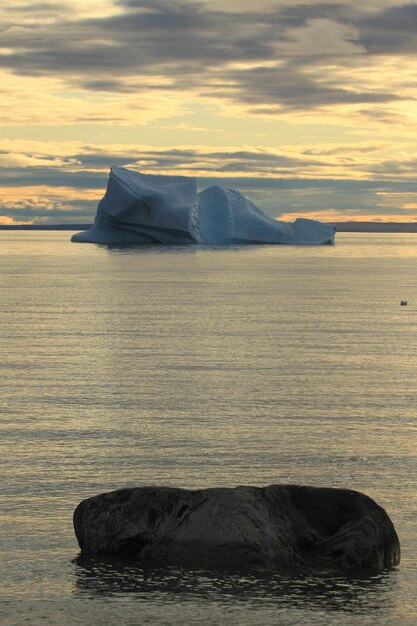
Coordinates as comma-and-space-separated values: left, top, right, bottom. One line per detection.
73, 485, 400, 572
71, 167, 336, 245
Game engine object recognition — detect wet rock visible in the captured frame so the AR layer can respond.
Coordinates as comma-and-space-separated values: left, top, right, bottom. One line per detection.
73, 485, 400, 572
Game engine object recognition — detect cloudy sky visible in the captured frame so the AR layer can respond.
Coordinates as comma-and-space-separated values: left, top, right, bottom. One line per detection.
1, 0, 417, 224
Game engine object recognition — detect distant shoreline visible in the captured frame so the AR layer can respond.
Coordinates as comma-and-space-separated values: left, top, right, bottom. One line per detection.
1, 222, 417, 233
333, 222, 417, 233
0, 224, 92, 231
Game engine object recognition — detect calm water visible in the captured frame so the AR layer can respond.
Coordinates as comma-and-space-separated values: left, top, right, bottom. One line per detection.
0, 231, 416, 625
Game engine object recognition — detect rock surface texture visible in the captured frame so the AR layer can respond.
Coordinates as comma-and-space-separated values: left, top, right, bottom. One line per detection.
73, 485, 400, 572
71, 167, 336, 245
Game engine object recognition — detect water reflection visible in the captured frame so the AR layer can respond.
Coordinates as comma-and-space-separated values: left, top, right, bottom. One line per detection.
95, 233, 417, 258
101, 243, 254, 254
73, 555, 398, 615
101, 243, 198, 254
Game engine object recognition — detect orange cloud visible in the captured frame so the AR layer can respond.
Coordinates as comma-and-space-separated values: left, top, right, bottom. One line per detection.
0, 215, 31, 225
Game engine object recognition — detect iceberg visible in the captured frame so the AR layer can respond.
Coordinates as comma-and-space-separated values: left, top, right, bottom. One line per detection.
72, 166, 336, 245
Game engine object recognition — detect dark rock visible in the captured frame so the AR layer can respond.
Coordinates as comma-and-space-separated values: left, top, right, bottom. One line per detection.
73, 485, 400, 573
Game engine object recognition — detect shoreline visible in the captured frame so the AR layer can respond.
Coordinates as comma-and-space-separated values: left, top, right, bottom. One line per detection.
1, 222, 417, 233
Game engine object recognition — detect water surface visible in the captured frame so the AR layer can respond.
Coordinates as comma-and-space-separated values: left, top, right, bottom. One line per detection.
0, 232, 416, 624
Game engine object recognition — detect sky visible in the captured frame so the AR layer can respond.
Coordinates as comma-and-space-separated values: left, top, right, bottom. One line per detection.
1, 0, 417, 224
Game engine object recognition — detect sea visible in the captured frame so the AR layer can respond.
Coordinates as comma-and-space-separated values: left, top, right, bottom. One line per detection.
0, 231, 416, 625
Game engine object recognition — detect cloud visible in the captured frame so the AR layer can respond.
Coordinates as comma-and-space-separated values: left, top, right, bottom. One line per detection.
277, 18, 366, 56
0, 141, 392, 185
2, 139, 417, 184
357, 4, 417, 54
0, 198, 95, 221
0, 69, 189, 126
1, 0, 416, 227
0, 139, 416, 224
0, 0, 416, 125
3, 176, 416, 224
215, 65, 398, 113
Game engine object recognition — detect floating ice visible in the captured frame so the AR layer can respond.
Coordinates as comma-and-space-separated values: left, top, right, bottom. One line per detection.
72, 166, 336, 245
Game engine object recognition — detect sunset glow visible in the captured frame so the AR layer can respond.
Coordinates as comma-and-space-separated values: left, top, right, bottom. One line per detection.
1, 0, 417, 224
